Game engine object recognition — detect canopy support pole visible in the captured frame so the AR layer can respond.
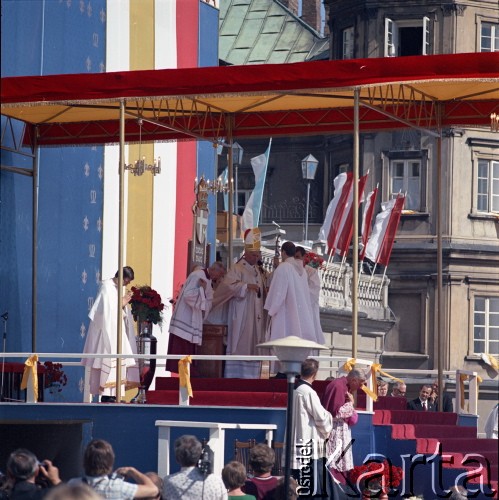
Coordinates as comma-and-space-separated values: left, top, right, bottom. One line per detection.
226, 115, 234, 266
436, 104, 444, 411
116, 100, 126, 403
352, 88, 360, 359
32, 129, 39, 352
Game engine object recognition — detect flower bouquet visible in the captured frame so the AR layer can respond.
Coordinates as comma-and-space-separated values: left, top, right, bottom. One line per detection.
129, 285, 164, 325
42, 361, 68, 393
303, 251, 325, 269
349, 459, 403, 498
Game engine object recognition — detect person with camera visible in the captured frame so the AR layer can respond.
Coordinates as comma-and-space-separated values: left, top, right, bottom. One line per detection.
162, 435, 227, 499
67, 439, 158, 499
0, 448, 62, 499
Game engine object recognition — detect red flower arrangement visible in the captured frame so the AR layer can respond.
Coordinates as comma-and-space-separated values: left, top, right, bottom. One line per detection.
349, 459, 403, 494
130, 285, 164, 325
42, 361, 68, 393
303, 251, 325, 269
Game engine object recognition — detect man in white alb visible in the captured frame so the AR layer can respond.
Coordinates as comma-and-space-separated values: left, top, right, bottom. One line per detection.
166, 261, 226, 373
82, 266, 139, 401
264, 241, 318, 342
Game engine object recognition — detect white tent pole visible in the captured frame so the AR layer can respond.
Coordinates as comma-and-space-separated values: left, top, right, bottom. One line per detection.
227, 116, 234, 266
352, 88, 360, 359
32, 130, 39, 352
116, 100, 126, 403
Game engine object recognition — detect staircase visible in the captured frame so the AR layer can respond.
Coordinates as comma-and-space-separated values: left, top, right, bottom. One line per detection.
373, 410, 498, 499
148, 378, 497, 498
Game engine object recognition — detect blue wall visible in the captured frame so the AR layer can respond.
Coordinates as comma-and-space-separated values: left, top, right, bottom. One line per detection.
0, 0, 106, 402
0, 404, 287, 479
197, 2, 220, 262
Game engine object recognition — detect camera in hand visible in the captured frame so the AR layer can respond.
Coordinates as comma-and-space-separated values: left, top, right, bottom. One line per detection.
197, 443, 213, 475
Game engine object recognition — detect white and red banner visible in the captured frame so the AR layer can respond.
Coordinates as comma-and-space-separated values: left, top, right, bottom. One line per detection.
334, 173, 369, 257
318, 172, 353, 253
360, 187, 379, 261
364, 194, 405, 266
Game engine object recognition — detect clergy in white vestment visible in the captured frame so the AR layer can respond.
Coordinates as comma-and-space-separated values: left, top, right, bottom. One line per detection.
82, 266, 140, 399
212, 228, 266, 378
166, 261, 226, 373
264, 241, 317, 343
295, 246, 325, 345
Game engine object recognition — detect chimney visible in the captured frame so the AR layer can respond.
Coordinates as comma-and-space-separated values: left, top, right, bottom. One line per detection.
301, 0, 322, 33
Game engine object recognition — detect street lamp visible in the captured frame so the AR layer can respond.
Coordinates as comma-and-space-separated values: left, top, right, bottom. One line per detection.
301, 154, 319, 242
257, 336, 328, 499
232, 142, 244, 215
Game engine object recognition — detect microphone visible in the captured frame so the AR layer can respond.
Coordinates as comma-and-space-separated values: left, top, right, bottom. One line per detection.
1, 312, 7, 321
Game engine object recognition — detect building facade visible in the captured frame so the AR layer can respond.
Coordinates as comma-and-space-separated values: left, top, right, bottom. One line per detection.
322, 0, 498, 417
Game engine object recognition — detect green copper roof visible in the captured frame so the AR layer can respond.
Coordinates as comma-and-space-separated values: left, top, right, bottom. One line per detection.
219, 0, 327, 65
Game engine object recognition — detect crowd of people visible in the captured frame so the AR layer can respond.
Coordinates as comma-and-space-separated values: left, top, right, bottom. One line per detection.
0, 438, 295, 500
4, 362, 492, 499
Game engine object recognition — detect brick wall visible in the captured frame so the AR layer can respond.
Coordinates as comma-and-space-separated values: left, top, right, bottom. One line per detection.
279, 0, 322, 33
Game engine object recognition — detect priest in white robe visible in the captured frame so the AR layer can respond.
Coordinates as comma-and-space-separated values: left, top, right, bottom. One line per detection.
295, 246, 325, 345
166, 261, 226, 373
264, 241, 318, 343
212, 228, 266, 378
82, 266, 139, 400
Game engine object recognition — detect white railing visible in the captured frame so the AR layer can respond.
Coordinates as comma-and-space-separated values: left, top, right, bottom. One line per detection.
155, 420, 277, 477
3, 352, 480, 416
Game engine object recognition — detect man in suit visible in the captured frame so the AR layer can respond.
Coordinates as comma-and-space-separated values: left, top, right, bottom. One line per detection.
407, 384, 436, 411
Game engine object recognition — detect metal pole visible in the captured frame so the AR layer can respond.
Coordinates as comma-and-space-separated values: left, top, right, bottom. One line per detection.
284, 373, 295, 500
227, 116, 234, 266
116, 100, 126, 403
235, 164, 239, 217
352, 88, 360, 358
305, 181, 311, 241
436, 113, 443, 412
32, 129, 39, 352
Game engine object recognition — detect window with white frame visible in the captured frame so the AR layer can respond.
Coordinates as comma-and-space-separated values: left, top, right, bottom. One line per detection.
480, 22, 499, 52
473, 297, 499, 356
477, 159, 499, 214
384, 17, 431, 57
390, 159, 421, 211
342, 27, 354, 59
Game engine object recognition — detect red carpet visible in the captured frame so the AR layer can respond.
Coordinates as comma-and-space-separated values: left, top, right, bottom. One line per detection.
373, 409, 498, 498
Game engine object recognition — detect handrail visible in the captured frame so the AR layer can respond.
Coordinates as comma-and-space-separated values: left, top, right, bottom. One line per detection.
1, 352, 479, 415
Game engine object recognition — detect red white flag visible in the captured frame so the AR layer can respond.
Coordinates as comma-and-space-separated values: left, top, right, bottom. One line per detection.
359, 187, 378, 261
365, 194, 405, 266
318, 172, 353, 251
335, 173, 369, 257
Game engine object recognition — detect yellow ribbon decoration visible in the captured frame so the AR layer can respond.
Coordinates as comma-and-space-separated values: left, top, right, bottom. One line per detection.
459, 373, 483, 410
487, 354, 498, 371
361, 384, 378, 402
342, 358, 356, 372
178, 356, 193, 398
371, 363, 405, 386
20, 354, 39, 402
